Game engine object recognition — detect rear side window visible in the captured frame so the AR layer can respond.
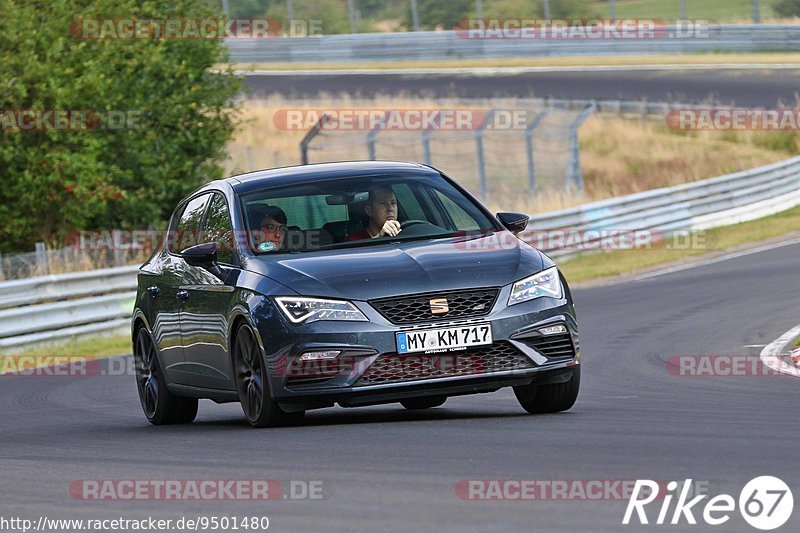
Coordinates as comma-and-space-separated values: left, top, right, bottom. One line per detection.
170, 193, 211, 253
203, 193, 234, 264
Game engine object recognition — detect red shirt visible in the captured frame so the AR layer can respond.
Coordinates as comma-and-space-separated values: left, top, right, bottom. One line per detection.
346, 228, 373, 241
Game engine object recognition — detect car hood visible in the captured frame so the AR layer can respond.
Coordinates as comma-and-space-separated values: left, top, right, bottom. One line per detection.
244, 232, 546, 301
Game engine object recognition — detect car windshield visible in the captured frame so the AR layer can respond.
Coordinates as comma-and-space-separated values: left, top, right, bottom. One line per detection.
240, 173, 499, 254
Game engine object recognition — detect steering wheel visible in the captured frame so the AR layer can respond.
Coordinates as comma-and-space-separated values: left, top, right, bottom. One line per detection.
400, 219, 428, 230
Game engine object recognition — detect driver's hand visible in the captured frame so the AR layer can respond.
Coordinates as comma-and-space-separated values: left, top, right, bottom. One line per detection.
379, 220, 401, 237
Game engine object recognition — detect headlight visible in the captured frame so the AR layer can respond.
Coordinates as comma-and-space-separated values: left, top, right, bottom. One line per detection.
275, 297, 369, 324
508, 267, 562, 305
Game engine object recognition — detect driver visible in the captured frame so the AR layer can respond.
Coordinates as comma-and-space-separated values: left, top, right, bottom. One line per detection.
346, 186, 402, 241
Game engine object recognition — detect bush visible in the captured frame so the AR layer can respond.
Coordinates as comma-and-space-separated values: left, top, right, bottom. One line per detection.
0, 0, 241, 252
773, 0, 800, 17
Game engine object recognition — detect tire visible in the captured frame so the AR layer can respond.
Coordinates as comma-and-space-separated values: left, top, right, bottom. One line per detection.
233, 323, 305, 428
134, 327, 198, 425
513, 367, 580, 414
400, 395, 447, 410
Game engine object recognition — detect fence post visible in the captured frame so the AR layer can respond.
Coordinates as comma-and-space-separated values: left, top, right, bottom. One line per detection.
475, 109, 495, 199
367, 112, 387, 160
525, 109, 549, 195
421, 114, 442, 166
246, 146, 254, 171
112, 229, 124, 266
299, 113, 330, 165
0, 252, 4, 280
567, 103, 596, 191
35, 242, 49, 275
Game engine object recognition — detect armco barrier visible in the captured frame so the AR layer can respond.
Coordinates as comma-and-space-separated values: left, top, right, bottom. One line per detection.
521, 155, 800, 258
2, 155, 800, 349
226, 25, 800, 63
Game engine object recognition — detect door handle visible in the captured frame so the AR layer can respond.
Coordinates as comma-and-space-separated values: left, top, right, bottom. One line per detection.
147, 286, 161, 297
176, 290, 190, 301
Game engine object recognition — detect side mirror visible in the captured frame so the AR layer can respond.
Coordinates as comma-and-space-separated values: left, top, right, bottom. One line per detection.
496, 212, 529, 235
181, 242, 218, 267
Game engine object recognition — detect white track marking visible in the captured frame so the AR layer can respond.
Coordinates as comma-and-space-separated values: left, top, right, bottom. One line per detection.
634, 237, 800, 281
760, 324, 800, 377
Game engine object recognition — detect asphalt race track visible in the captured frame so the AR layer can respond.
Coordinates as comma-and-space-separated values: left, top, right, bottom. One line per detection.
244, 68, 800, 107
2, 241, 798, 532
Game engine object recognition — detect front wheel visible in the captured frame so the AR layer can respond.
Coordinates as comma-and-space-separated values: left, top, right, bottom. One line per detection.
513, 367, 580, 414
134, 327, 198, 425
233, 323, 304, 428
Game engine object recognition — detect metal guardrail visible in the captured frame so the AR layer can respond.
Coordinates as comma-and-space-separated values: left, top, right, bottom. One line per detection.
0, 267, 138, 350
522, 155, 800, 258
227, 25, 800, 63
0, 265, 139, 309
2, 155, 800, 350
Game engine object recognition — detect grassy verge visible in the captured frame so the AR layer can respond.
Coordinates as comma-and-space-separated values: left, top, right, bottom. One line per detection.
227, 52, 800, 72
3, 334, 131, 359
560, 205, 800, 283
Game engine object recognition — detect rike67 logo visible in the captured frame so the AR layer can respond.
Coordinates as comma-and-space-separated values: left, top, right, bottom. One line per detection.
624, 477, 793, 530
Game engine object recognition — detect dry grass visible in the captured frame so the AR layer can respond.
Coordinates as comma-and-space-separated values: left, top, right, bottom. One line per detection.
228, 96, 797, 214
227, 52, 800, 72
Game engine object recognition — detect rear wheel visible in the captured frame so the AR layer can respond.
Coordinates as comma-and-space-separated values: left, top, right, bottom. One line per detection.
513, 367, 580, 414
401, 396, 447, 410
134, 327, 198, 425
233, 323, 304, 428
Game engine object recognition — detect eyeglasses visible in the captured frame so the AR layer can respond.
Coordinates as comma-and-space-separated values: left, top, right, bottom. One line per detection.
262, 224, 287, 233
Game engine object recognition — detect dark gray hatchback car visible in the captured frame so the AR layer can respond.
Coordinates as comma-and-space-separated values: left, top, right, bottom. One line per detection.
132, 161, 580, 427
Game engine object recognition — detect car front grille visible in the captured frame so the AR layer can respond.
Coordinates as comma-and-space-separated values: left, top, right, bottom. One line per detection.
523, 332, 577, 359
354, 341, 533, 387
370, 288, 499, 325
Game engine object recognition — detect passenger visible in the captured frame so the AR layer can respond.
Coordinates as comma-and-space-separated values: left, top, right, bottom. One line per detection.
346, 186, 402, 241
255, 205, 288, 252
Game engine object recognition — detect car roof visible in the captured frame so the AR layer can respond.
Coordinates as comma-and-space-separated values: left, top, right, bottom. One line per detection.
220, 161, 440, 194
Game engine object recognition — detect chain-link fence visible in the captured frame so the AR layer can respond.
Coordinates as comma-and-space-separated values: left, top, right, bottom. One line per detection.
0, 240, 151, 281
298, 102, 595, 199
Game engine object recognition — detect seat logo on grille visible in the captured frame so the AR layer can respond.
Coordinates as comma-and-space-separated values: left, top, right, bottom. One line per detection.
429, 298, 449, 314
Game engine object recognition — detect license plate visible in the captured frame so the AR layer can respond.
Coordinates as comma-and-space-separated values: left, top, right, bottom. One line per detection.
396, 323, 492, 354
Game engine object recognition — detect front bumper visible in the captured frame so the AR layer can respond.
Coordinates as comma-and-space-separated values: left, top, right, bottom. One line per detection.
256, 287, 579, 409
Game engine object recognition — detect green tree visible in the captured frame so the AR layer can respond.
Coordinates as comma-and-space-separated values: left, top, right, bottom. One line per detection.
0, 0, 241, 252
